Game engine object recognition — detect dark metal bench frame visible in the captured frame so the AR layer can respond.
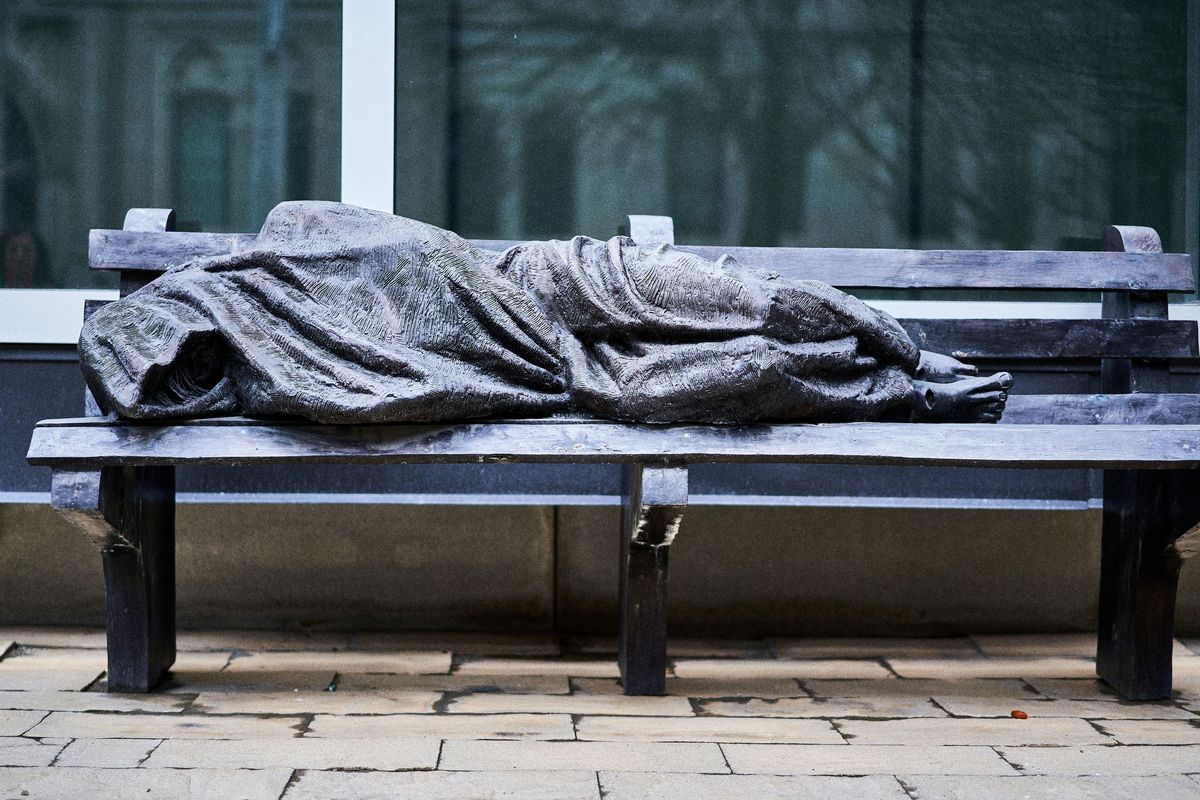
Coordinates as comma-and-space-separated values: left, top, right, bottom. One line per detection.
26, 210, 1200, 699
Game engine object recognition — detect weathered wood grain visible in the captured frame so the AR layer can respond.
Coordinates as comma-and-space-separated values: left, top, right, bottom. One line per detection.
1001, 394, 1200, 425
89, 229, 520, 272
121, 208, 176, 234
619, 464, 687, 696
88, 230, 257, 271
49, 466, 176, 693
618, 214, 680, 697
1097, 468, 1200, 700
675, 245, 1194, 291
901, 318, 1198, 360
87, 228, 1195, 291
52, 394, 1200, 429
1095, 224, 1189, 701
50, 469, 118, 549
100, 465, 176, 693
623, 215, 675, 245
1103, 224, 1162, 255
25, 419, 1200, 469
116, 209, 178, 297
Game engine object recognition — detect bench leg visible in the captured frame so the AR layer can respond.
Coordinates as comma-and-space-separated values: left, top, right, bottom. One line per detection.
619, 463, 688, 696
1097, 470, 1200, 700
51, 466, 176, 692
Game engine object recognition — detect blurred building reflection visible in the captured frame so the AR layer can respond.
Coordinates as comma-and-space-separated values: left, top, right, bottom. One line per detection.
0, 1, 1186, 288
396, 0, 1186, 256
0, 0, 340, 288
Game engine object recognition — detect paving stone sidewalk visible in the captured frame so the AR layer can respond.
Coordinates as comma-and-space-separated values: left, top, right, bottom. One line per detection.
0, 630, 1199, 798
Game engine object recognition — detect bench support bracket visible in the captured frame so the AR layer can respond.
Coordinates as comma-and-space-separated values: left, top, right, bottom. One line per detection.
1098, 469, 1200, 700
51, 467, 176, 693
1095, 223, 1195, 700
618, 462, 688, 695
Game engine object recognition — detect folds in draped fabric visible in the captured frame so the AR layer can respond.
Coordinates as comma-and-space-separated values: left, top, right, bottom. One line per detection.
81, 201, 920, 424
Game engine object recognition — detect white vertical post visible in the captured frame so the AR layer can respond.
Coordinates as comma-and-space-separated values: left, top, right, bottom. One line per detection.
340, 0, 396, 212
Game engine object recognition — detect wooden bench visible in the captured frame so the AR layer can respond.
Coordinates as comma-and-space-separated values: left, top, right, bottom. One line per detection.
26, 209, 1200, 699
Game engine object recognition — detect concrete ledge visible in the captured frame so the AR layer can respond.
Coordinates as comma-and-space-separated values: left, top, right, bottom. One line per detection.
0, 503, 553, 631
556, 506, 1111, 636
4, 502, 1200, 635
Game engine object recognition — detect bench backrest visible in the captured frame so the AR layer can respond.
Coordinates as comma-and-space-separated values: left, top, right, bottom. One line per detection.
90, 229, 1194, 292
86, 208, 1198, 365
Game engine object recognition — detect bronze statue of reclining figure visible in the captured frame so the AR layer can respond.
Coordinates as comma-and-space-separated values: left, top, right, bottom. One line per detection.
80, 201, 1011, 424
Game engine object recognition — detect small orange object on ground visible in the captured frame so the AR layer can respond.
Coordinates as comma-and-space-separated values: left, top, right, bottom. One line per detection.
1011, 709, 1029, 719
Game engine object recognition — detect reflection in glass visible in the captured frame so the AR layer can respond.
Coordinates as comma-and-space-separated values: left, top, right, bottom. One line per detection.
174, 93, 232, 230
0, 1, 341, 288
396, 1, 1186, 258
1, 93, 39, 287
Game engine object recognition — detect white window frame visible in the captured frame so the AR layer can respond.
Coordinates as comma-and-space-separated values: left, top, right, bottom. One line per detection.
1, 1, 1198, 344
1, 0, 395, 344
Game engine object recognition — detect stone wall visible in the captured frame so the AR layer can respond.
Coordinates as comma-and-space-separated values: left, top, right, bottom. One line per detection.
6, 500, 1200, 636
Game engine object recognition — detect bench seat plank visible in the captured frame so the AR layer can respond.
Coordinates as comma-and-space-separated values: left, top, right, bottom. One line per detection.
27, 418, 1200, 469
35, 394, 1200, 428
88, 229, 1194, 292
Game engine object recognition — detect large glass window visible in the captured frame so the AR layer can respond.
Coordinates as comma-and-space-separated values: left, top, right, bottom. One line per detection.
0, 1, 341, 289
395, 1, 1187, 256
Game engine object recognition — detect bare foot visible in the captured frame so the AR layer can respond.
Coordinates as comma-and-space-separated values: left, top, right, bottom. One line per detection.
917, 350, 979, 383
912, 372, 1013, 423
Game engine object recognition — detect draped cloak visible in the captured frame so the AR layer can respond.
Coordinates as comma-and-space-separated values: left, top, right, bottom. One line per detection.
80, 201, 921, 424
